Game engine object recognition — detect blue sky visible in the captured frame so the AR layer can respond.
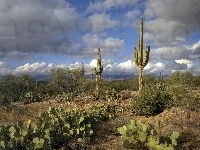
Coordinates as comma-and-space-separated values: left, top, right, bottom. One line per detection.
0, 0, 200, 78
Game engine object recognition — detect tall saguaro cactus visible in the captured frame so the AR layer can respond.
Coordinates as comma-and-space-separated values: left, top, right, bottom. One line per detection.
134, 17, 150, 91
92, 47, 103, 98
81, 62, 85, 77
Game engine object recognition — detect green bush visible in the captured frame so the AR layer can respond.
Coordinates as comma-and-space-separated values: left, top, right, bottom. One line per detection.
132, 84, 172, 116
103, 79, 138, 92
167, 71, 195, 87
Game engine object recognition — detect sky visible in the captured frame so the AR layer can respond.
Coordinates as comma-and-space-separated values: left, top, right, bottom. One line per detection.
0, 0, 200, 78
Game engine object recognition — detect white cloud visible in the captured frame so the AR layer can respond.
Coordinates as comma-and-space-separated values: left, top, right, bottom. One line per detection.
151, 40, 200, 62
0, 0, 200, 78
118, 60, 134, 69
144, 19, 186, 46
88, 13, 119, 32
151, 46, 189, 61
191, 41, 200, 50
90, 59, 97, 68
0, 0, 81, 58
99, 59, 137, 75
144, 0, 200, 46
0, 61, 11, 75
0, 58, 199, 78
126, 10, 141, 19
80, 34, 124, 57
144, 62, 165, 74
0, 61, 8, 68
104, 37, 124, 48
13, 62, 54, 76
175, 59, 194, 69
86, 0, 138, 13
124, 10, 142, 27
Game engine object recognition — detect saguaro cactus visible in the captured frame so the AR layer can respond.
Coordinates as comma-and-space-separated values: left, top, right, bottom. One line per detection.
134, 17, 150, 91
92, 47, 103, 98
159, 72, 164, 80
81, 62, 85, 77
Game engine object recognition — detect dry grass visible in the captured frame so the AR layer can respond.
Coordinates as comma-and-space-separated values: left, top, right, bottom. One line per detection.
0, 91, 200, 150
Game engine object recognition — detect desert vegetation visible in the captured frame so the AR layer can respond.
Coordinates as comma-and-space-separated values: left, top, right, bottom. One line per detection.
0, 68, 200, 150
0, 17, 200, 150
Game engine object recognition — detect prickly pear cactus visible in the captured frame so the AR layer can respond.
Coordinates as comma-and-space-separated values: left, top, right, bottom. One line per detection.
117, 119, 147, 149
0, 120, 36, 150
105, 88, 122, 102
118, 119, 179, 150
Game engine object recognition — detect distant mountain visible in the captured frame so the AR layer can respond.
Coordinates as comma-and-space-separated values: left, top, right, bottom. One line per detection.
33, 74, 50, 81
0, 73, 169, 82
85, 73, 137, 81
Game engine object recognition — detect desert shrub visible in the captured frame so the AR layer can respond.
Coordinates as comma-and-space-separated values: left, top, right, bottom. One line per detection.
143, 74, 157, 86
165, 84, 200, 111
166, 71, 194, 89
132, 78, 139, 91
0, 74, 22, 104
92, 78, 138, 101
49, 67, 96, 99
134, 74, 159, 91
80, 80, 94, 94
132, 84, 172, 116
0, 95, 11, 107
22, 90, 46, 104
102, 78, 140, 92
193, 73, 200, 88
0, 73, 38, 105
166, 84, 188, 104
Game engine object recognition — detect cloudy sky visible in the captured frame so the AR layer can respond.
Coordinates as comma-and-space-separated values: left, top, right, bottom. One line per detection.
0, 0, 200, 78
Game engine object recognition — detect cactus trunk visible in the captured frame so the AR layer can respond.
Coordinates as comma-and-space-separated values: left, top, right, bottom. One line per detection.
96, 73, 100, 97
81, 62, 85, 77
138, 67, 143, 91
134, 17, 150, 91
92, 48, 103, 99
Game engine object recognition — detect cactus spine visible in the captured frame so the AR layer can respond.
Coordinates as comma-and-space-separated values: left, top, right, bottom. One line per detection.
92, 48, 103, 98
134, 17, 150, 91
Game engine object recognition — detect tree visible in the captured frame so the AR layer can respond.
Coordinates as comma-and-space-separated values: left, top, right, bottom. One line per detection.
49, 67, 86, 95
49, 67, 69, 94
167, 71, 194, 87
0, 74, 20, 104
18, 74, 35, 103
181, 71, 194, 87
193, 73, 200, 87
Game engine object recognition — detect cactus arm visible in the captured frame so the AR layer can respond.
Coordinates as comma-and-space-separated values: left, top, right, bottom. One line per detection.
142, 44, 150, 66
92, 67, 96, 74
134, 47, 139, 67
101, 66, 103, 72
